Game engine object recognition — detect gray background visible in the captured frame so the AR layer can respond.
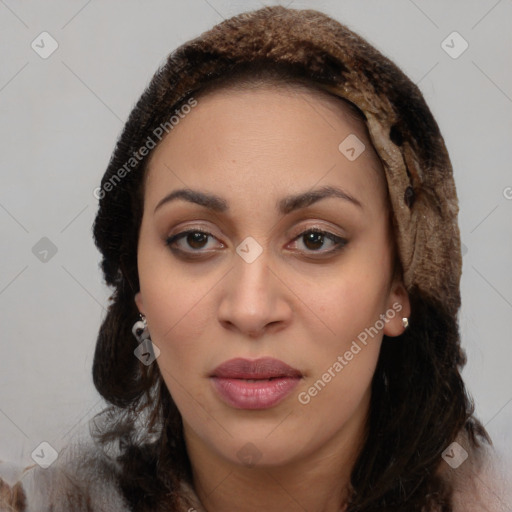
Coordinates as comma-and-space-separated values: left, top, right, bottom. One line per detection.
1, 0, 511, 468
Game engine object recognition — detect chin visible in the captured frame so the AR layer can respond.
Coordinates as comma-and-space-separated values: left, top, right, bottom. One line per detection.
206, 429, 315, 469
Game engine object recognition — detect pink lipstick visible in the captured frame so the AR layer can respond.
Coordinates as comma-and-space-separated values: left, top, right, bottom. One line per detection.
210, 357, 302, 410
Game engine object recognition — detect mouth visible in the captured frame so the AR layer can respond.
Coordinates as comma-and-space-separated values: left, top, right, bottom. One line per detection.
210, 357, 303, 410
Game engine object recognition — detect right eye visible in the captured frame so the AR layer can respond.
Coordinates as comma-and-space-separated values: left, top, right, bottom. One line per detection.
165, 229, 224, 257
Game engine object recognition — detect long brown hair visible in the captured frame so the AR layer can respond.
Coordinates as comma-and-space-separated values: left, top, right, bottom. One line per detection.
91, 14, 490, 512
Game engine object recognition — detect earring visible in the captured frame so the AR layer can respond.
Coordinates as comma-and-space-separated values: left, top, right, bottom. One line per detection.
132, 314, 160, 365
132, 314, 150, 343
402, 317, 409, 329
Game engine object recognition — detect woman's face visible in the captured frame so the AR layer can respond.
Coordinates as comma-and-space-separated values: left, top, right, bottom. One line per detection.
135, 85, 410, 469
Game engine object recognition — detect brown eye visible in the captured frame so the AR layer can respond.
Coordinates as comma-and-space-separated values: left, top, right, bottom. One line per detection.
302, 231, 325, 250
186, 232, 209, 249
166, 229, 222, 255
289, 229, 347, 255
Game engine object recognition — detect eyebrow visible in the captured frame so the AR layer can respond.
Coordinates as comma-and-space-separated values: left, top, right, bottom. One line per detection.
153, 185, 363, 215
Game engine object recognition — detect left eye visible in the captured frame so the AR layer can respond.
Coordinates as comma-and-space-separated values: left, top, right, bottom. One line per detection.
289, 229, 347, 254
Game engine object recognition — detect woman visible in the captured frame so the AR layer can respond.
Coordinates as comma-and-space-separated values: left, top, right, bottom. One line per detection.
0, 5, 509, 512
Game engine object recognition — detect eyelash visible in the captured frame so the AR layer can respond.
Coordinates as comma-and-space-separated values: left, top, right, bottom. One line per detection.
165, 228, 347, 259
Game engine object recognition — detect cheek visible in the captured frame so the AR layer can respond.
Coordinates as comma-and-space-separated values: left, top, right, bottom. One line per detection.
136, 241, 218, 382
146, 289, 214, 424
299, 277, 384, 402
142, 279, 214, 373
292, 235, 392, 397
291, 276, 385, 448
301, 255, 391, 354
137, 233, 217, 341
316, 276, 382, 327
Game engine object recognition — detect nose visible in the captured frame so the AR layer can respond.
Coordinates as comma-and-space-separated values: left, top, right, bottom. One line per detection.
217, 252, 293, 339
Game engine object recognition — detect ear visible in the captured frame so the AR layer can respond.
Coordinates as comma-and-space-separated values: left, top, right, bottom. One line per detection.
383, 279, 411, 337
134, 291, 145, 315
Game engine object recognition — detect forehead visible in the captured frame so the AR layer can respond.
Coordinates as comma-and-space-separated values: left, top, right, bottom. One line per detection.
143, 85, 388, 213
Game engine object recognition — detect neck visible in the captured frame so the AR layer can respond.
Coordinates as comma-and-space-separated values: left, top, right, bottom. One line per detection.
191, 456, 352, 512
184, 403, 368, 512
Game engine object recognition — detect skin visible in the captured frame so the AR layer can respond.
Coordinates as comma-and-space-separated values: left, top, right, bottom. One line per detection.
135, 84, 411, 512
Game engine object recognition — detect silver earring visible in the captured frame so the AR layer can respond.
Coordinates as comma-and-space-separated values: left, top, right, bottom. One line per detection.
402, 317, 409, 329
132, 314, 150, 343
132, 314, 160, 365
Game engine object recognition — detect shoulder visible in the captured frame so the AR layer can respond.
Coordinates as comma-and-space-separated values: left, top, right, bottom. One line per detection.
0, 438, 131, 512
0, 435, 203, 512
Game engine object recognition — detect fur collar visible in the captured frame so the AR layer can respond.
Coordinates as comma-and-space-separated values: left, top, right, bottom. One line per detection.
0, 438, 203, 512
1, 436, 511, 511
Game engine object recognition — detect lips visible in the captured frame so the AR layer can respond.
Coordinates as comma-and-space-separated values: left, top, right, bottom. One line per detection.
210, 357, 302, 410
211, 357, 302, 380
